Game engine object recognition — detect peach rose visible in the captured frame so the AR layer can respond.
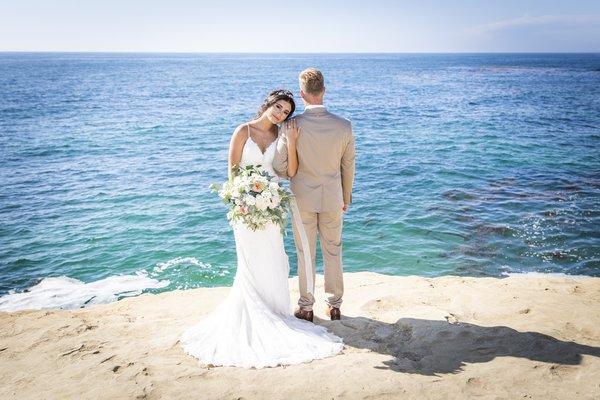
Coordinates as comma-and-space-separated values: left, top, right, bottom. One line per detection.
252, 182, 265, 192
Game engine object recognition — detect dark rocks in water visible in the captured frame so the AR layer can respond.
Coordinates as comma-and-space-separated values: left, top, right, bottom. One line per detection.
437, 230, 469, 240
475, 225, 511, 236
453, 264, 488, 276
443, 189, 476, 201
459, 246, 499, 258
540, 250, 575, 261
543, 210, 558, 218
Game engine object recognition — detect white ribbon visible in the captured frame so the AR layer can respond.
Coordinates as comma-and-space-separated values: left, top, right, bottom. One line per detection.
289, 197, 314, 295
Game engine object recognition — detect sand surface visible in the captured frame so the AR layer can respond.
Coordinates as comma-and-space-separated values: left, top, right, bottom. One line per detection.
1, 271, 599, 399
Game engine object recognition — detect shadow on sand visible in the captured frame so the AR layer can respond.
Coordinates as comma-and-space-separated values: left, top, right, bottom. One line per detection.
323, 316, 600, 375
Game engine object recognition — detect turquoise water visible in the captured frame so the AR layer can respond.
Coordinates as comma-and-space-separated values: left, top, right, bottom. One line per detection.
0, 53, 599, 309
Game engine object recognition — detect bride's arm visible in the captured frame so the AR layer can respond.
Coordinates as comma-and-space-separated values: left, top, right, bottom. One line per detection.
286, 119, 300, 178
228, 125, 247, 180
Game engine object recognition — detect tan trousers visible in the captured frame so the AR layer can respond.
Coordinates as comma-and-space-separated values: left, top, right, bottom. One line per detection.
292, 210, 344, 310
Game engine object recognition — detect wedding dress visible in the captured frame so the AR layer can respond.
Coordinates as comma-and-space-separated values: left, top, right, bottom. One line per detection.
180, 124, 343, 368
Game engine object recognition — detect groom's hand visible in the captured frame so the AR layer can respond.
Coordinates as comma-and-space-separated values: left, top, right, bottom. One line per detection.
342, 204, 349, 212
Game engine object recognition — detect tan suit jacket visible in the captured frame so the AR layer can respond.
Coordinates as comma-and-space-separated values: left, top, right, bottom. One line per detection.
273, 106, 355, 212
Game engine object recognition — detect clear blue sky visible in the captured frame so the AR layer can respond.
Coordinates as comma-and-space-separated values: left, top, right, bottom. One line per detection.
1, 0, 599, 52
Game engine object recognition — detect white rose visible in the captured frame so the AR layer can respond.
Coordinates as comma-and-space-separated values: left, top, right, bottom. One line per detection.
231, 188, 242, 198
270, 196, 280, 207
255, 195, 268, 211
244, 194, 256, 206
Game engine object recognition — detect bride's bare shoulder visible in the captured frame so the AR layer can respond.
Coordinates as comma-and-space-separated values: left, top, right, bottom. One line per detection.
231, 122, 251, 140
233, 122, 249, 133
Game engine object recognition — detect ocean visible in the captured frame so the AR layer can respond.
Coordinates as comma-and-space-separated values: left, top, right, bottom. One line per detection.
0, 52, 598, 311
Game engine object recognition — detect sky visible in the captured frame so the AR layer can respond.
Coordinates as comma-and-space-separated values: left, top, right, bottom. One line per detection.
1, 0, 599, 52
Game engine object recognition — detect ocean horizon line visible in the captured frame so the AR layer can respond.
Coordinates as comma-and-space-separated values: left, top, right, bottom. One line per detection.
1, 50, 600, 55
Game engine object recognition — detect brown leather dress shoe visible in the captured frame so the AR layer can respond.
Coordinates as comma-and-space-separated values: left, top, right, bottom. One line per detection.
326, 306, 341, 321
294, 308, 314, 322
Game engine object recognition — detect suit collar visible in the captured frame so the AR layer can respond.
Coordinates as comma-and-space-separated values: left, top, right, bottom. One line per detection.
302, 105, 328, 115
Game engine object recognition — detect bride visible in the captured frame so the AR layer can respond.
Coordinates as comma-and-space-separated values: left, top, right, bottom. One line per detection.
180, 89, 344, 369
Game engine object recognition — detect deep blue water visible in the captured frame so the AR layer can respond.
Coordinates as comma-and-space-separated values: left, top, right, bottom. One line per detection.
0, 53, 599, 309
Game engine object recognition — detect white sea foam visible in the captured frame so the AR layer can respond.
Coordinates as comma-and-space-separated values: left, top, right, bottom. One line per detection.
0, 273, 170, 312
500, 271, 593, 280
153, 256, 212, 273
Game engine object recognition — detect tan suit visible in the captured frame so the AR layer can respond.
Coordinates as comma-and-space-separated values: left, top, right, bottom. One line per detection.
273, 106, 355, 310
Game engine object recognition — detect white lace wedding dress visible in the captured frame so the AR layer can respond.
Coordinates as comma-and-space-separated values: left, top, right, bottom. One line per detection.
180, 125, 343, 369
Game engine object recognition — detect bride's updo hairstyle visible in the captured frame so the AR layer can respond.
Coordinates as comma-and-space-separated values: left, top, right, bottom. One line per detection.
257, 89, 296, 121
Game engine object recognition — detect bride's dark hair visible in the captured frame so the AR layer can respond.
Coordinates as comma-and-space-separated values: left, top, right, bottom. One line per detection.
257, 89, 295, 121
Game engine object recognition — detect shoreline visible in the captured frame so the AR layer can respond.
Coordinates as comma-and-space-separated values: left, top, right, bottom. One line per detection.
1, 271, 599, 399
2, 268, 598, 314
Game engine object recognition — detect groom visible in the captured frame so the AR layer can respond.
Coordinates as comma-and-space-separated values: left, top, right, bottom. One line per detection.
273, 68, 356, 322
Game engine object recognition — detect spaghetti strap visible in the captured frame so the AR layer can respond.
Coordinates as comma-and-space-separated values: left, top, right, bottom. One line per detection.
247, 123, 251, 138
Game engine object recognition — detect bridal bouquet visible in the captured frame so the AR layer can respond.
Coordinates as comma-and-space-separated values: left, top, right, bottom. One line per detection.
210, 165, 291, 232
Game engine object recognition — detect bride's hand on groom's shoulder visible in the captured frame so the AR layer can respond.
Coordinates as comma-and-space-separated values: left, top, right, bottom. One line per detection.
284, 119, 300, 143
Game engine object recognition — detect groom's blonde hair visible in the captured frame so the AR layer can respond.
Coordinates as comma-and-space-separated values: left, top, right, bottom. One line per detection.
299, 68, 325, 95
